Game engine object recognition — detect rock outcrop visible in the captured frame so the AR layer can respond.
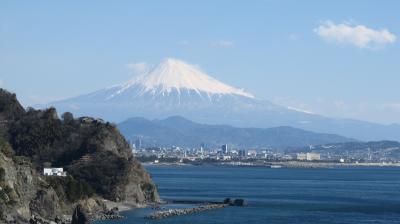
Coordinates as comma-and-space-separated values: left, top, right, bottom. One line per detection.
0, 88, 159, 223
71, 205, 89, 224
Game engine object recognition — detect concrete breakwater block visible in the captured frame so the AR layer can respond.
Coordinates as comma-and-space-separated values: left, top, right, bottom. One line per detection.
223, 198, 248, 206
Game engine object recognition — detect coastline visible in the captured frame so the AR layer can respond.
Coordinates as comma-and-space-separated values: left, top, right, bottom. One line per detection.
143, 161, 400, 169
91, 200, 161, 223
102, 200, 142, 212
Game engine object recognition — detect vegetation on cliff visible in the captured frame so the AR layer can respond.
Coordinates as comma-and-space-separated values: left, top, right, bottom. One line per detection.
0, 88, 159, 223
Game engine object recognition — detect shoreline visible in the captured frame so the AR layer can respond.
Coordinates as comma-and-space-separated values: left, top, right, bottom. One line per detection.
91, 200, 163, 223
143, 161, 400, 169
102, 199, 146, 212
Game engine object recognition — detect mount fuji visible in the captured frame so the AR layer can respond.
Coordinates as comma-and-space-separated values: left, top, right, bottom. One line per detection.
47, 58, 400, 141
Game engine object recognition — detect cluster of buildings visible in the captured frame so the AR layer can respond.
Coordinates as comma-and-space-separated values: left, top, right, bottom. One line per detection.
132, 138, 400, 164
43, 168, 67, 177
132, 141, 322, 163
296, 152, 321, 161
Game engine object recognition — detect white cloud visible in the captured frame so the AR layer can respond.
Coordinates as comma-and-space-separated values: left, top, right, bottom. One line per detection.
212, 40, 234, 48
125, 62, 149, 74
314, 21, 396, 48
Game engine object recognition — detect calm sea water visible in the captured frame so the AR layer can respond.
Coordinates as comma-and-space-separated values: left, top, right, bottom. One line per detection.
97, 165, 400, 224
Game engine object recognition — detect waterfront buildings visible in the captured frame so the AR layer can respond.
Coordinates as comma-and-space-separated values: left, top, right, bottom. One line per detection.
132, 143, 400, 164
297, 153, 321, 161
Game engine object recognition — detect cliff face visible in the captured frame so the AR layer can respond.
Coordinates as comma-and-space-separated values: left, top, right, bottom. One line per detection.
0, 88, 159, 223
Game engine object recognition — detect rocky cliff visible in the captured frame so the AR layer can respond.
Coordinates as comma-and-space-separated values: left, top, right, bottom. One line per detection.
0, 88, 159, 223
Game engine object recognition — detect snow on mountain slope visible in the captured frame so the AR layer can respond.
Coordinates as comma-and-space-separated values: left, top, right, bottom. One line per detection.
105, 58, 253, 100
46, 58, 400, 141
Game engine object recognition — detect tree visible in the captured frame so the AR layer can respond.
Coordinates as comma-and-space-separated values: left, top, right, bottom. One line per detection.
62, 112, 74, 124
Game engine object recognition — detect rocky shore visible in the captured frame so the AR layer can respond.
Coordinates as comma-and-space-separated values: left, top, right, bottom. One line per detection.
27, 205, 125, 224
91, 207, 124, 222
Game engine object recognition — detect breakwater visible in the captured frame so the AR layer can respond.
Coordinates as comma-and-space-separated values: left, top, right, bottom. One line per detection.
146, 203, 229, 220
167, 199, 223, 204
146, 198, 247, 220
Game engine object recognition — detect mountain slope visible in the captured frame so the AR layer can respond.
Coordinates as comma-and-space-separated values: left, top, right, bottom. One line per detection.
47, 58, 400, 141
118, 116, 354, 149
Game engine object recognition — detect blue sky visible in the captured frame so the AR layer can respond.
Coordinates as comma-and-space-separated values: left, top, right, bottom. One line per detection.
1, 1, 400, 124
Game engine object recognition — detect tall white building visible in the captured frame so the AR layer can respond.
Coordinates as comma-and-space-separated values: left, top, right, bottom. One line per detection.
43, 168, 67, 177
297, 153, 321, 161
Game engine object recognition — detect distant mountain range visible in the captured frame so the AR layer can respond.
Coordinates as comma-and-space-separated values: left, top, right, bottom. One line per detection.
46, 58, 400, 141
117, 116, 354, 149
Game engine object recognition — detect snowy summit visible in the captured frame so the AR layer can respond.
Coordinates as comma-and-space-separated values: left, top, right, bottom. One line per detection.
47, 57, 400, 141
108, 58, 254, 99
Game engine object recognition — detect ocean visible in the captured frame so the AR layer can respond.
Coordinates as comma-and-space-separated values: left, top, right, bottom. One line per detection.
96, 165, 400, 224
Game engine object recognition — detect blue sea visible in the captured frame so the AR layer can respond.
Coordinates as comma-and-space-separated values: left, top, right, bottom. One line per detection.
97, 165, 400, 224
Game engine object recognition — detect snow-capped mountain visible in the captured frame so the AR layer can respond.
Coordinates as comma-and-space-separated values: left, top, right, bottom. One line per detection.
47, 58, 400, 141
107, 58, 254, 99
52, 57, 276, 120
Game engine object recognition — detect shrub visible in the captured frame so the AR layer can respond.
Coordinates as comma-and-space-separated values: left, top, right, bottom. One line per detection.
66, 178, 94, 202
0, 138, 14, 157
47, 176, 95, 202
